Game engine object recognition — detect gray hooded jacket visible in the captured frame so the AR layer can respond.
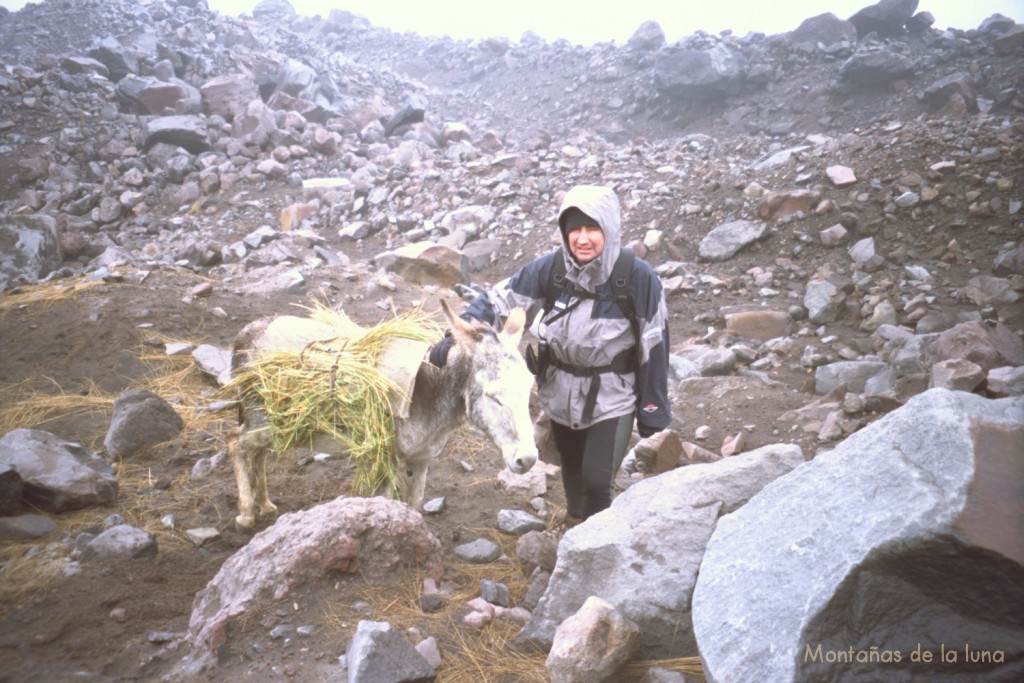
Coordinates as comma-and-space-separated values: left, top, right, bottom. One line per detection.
464, 185, 671, 432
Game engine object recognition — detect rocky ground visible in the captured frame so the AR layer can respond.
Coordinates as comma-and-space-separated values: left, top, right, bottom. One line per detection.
0, 0, 1021, 681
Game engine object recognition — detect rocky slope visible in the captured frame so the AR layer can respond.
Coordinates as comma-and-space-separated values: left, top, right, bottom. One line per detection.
0, 0, 1021, 680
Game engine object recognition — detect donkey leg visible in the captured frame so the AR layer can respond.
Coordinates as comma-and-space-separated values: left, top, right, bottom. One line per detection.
230, 427, 272, 532
252, 445, 278, 521
402, 457, 432, 509
229, 430, 257, 532
400, 435, 448, 509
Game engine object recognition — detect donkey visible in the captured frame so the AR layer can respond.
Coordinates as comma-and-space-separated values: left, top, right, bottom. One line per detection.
227, 300, 538, 531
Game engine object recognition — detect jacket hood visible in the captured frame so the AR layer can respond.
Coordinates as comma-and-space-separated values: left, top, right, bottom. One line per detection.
557, 185, 622, 291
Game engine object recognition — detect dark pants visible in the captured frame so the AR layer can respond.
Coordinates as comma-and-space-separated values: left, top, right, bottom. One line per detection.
550, 413, 634, 519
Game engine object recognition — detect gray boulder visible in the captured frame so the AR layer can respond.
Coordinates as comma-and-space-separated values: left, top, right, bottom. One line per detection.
693, 388, 1024, 683
87, 36, 138, 82
231, 98, 278, 148
104, 388, 185, 459
0, 429, 117, 513
191, 344, 233, 386
373, 242, 469, 288
653, 43, 745, 100
697, 220, 768, 262
0, 214, 62, 289
346, 620, 435, 682
814, 360, 892, 394
694, 347, 737, 377
0, 513, 57, 540
988, 366, 1024, 397
839, 47, 916, 86
142, 115, 210, 154
786, 13, 857, 51
848, 0, 919, 38
626, 21, 666, 51
497, 509, 546, 535
0, 463, 24, 515
252, 0, 296, 20
200, 73, 259, 121
993, 242, 1024, 276
384, 93, 428, 136
517, 444, 805, 657
804, 279, 846, 324
922, 72, 978, 113
82, 523, 158, 560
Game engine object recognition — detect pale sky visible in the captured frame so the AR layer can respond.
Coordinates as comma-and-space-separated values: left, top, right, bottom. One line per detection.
1, 0, 1022, 45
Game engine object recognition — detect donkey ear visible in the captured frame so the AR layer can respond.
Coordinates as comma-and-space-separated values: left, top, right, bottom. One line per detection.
441, 299, 483, 346
501, 307, 526, 346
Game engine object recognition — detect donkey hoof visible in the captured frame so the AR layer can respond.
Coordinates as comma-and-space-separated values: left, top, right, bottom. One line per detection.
235, 515, 256, 533
258, 502, 278, 519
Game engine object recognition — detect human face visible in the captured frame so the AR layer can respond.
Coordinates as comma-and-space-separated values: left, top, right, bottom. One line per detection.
567, 225, 605, 263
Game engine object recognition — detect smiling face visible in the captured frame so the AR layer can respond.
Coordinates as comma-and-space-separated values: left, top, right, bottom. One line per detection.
566, 224, 605, 264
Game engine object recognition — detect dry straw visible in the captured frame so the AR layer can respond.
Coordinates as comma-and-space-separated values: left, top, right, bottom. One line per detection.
226, 304, 440, 499
0, 277, 108, 313
0, 377, 114, 448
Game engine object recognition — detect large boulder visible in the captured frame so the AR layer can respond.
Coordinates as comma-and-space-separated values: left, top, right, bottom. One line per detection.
0, 464, 25, 516
373, 241, 469, 287
546, 596, 641, 683
230, 98, 279, 148
87, 36, 138, 82
839, 47, 916, 86
103, 388, 185, 459
200, 73, 259, 121
0, 214, 62, 289
786, 13, 857, 51
516, 443, 805, 657
81, 523, 158, 561
346, 620, 436, 682
693, 388, 1024, 683
0, 429, 118, 513
653, 43, 745, 100
142, 115, 210, 154
183, 497, 442, 669
925, 320, 1024, 372
848, 0, 919, 38
697, 220, 768, 262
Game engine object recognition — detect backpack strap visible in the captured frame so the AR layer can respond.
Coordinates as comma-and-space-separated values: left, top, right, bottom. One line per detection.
544, 251, 567, 316
609, 248, 640, 375
609, 247, 636, 325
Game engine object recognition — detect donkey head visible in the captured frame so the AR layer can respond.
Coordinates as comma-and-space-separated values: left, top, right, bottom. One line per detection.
443, 300, 538, 476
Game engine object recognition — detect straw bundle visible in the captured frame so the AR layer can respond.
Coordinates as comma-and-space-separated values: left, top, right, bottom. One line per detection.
226, 305, 441, 498
0, 277, 108, 312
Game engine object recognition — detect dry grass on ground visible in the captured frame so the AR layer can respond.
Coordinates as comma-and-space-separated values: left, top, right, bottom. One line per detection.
0, 277, 109, 313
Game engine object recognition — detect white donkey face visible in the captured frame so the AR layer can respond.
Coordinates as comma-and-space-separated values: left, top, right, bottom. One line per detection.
450, 306, 538, 476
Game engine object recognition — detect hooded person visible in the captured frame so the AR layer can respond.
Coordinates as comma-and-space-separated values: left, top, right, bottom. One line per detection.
430, 184, 672, 520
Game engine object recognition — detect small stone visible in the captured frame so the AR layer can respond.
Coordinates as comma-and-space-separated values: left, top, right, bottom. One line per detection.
185, 527, 221, 547
422, 497, 446, 514
480, 579, 511, 608
825, 165, 857, 186
454, 538, 502, 563
420, 593, 447, 613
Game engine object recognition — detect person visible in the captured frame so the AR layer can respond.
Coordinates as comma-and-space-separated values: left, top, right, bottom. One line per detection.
430, 184, 671, 520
